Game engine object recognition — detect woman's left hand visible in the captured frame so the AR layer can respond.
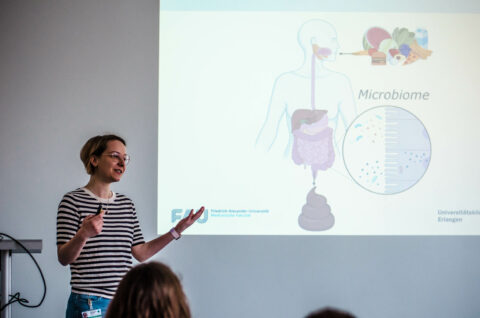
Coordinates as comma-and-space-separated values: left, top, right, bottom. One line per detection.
174, 206, 205, 234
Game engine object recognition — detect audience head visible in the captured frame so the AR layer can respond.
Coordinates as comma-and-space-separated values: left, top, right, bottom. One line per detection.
305, 307, 356, 318
106, 261, 191, 318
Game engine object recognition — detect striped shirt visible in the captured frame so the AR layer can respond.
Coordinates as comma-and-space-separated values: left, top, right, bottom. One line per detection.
56, 188, 145, 299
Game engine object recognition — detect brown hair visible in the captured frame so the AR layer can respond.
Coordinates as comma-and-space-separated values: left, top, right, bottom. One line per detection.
80, 134, 126, 175
106, 262, 191, 318
306, 307, 356, 318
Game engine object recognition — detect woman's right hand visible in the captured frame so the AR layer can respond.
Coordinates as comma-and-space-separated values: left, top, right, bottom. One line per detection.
57, 210, 105, 266
79, 211, 105, 239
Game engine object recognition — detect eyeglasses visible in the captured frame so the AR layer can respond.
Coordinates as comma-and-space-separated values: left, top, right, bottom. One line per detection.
103, 152, 131, 165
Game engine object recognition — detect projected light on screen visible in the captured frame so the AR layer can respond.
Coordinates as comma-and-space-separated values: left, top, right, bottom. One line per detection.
158, 6, 480, 235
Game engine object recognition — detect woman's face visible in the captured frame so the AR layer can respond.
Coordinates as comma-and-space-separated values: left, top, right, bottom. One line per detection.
91, 140, 128, 183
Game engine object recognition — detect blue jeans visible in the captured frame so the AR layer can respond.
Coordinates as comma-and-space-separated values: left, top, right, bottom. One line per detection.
66, 292, 111, 318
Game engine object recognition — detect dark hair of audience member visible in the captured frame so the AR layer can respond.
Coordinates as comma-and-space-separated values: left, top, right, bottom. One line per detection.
106, 262, 191, 318
305, 307, 356, 318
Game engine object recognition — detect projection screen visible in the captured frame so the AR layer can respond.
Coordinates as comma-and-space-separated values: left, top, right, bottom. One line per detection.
158, 2, 480, 235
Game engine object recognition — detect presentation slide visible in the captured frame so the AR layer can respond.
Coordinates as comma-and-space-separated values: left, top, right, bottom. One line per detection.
158, 4, 480, 235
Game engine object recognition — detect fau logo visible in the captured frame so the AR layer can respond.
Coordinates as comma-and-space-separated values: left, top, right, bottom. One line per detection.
171, 209, 208, 223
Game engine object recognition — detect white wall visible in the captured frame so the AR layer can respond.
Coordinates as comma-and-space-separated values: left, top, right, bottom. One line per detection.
1, 1, 479, 317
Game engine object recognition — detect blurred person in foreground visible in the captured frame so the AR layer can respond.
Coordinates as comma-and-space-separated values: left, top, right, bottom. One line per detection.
306, 307, 356, 318
106, 261, 191, 318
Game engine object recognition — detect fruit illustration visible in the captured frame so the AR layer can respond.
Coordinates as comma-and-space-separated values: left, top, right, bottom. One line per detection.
399, 44, 411, 57
363, 27, 392, 50
349, 26, 432, 66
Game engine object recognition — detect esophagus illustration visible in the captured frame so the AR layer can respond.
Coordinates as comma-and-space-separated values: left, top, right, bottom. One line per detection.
256, 19, 357, 231
256, 19, 433, 232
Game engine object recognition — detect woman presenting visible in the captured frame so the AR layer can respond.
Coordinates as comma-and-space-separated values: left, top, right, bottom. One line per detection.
56, 134, 204, 318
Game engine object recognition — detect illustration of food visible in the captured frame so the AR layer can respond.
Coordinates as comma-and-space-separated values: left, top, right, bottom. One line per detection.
392, 28, 415, 47
389, 53, 406, 65
378, 38, 398, 55
343, 106, 431, 194
403, 51, 418, 65
342, 26, 433, 66
291, 109, 335, 180
399, 44, 411, 57
415, 28, 428, 48
409, 40, 432, 59
363, 27, 392, 50
371, 51, 386, 65
298, 187, 334, 231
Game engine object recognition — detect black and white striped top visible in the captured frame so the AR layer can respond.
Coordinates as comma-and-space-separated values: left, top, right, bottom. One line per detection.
56, 188, 145, 299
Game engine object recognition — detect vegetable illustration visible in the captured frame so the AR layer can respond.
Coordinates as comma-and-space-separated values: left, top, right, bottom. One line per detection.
392, 27, 415, 46
347, 26, 432, 66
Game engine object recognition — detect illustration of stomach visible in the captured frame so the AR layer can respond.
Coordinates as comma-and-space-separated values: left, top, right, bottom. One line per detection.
343, 106, 431, 194
291, 109, 335, 179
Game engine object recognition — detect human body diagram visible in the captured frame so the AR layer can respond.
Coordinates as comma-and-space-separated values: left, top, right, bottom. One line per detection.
256, 19, 432, 232
256, 19, 357, 231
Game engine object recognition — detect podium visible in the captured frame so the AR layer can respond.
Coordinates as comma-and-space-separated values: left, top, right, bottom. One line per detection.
0, 240, 42, 318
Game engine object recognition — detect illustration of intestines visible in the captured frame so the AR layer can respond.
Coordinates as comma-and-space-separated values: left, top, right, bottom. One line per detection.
294, 53, 336, 231
291, 49, 336, 186
291, 109, 335, 183
256, 19, 357, 232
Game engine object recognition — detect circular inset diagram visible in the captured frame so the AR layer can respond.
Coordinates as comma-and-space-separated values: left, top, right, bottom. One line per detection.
343, 106, 431, 194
